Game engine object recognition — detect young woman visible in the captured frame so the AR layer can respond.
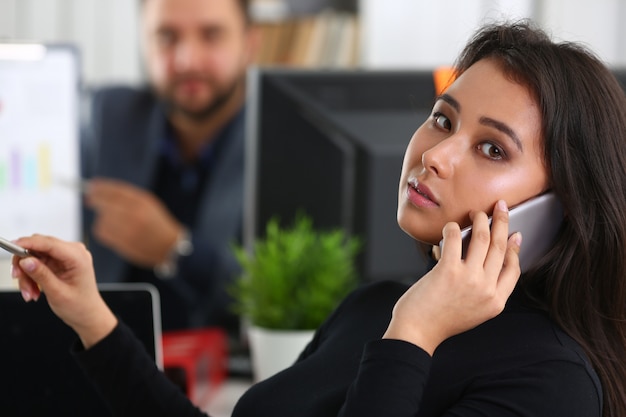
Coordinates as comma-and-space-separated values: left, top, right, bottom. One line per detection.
12, 20, 626, 417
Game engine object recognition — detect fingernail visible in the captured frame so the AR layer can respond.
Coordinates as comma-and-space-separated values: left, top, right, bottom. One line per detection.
10, 265, 17, 279
21, 289, 32, 302
513, 232, 523, 246
20, 258, 36, 273
497, 200, 508, 212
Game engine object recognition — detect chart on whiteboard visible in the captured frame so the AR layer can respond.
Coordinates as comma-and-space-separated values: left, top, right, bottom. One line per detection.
0, 45, 81, 256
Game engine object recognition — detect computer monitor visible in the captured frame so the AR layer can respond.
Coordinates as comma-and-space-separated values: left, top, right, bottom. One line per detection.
244, 68, 437, 283
0, 43, 82, 252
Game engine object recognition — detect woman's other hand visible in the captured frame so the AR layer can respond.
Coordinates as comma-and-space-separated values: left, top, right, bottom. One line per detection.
384, 200, 522, 355
11, 234, 117, 349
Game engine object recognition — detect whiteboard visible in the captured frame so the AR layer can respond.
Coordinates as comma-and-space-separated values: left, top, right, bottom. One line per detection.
0, 43, 82, 255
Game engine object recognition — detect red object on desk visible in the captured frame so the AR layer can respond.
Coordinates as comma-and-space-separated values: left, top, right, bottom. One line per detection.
162, 328, 228, 406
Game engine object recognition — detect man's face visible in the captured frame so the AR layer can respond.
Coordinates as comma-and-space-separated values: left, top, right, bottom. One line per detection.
141, 0, 253, 119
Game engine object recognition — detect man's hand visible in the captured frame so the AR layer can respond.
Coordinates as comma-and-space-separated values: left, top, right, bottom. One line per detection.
85, 177, 183, 267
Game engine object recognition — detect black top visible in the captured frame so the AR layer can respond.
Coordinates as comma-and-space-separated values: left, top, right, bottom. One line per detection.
74, 281, 602, 417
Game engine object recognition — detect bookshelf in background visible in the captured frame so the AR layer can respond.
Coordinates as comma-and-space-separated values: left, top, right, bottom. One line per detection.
251, 2, 360, 68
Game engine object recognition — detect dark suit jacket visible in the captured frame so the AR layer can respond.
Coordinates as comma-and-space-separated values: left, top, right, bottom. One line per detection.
81, 86, 244, 330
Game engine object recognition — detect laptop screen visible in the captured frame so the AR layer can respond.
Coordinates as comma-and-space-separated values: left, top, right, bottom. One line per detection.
0, 283, 162, 417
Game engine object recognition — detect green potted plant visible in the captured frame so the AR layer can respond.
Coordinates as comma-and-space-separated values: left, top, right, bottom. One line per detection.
231, 213, 361, 380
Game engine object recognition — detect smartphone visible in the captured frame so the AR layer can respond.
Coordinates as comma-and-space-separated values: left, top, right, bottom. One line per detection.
0, 236, 30, 257
439, 192, 563, 273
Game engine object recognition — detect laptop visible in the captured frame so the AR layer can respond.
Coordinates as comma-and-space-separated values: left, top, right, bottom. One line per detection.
0, 283, 162, 417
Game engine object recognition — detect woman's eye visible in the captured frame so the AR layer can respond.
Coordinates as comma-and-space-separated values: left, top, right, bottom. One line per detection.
478, 142, 505, 160
433, 112, 451, 131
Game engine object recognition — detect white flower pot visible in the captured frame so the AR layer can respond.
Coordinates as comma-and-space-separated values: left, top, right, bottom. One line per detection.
247, 325, 315, 382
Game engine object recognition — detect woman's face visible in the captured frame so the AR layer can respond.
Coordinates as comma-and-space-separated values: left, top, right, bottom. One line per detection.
397, 58, 549, 245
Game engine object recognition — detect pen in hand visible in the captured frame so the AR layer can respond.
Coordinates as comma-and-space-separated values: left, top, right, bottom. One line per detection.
0, 236, 30, 257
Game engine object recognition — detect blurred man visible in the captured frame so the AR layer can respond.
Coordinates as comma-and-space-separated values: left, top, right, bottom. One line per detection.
81, 0, 258, 332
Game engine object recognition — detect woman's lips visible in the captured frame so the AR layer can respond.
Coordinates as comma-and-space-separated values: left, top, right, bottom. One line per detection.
407, 179, 439, 208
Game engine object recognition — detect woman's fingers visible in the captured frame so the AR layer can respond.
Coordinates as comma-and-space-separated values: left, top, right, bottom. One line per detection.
11, 252, 42, 302
15, 234, 83, 266
385, 200, 525, 354
10, 234, 117, 349
482, 200, 511, 276
466, 201, 522, 314
438, 222, 463, 261
17, 255, 62, 299
14, 273, 41, 302
498, 232, 523, 296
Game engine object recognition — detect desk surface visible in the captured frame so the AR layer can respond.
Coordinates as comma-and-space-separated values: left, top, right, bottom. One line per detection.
203, 378, 252, 417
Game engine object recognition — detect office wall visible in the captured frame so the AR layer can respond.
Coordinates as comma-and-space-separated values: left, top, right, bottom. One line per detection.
360, 0, 536, 69
360, 0, 626, 69
538, 0, 626, 66
2, 0, 626, 86
0, 0, 142, 86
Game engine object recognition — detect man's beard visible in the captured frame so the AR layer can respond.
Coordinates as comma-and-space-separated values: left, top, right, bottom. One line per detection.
158, 75, 243, 123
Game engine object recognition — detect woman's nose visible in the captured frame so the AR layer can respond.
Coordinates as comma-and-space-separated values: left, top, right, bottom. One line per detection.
421, 138, 461, 179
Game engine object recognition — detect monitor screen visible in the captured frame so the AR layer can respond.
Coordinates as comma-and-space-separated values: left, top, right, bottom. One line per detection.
0, 43, 82, 254
244, 68, 437, 283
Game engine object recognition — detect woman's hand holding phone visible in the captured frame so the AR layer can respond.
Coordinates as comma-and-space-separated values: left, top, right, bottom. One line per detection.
383, 200, 522, 355
10, 235, 118, 349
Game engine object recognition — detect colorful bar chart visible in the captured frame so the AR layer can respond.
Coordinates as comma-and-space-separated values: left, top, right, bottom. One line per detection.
0, 143, 52, 192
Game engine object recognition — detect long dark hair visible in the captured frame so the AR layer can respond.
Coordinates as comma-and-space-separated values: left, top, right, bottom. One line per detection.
453, 20, 626, 417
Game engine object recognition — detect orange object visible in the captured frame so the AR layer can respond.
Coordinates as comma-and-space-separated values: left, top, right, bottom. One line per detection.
162, 328, 228, 406
433, 66, 456, 95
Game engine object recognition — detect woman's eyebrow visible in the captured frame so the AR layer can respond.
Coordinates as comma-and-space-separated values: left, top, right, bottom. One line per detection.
437, 93, 523, 152
437, 93, 460, 112
479, 116, 523, 152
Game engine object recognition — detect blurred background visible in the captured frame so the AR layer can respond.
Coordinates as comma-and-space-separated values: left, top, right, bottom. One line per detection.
1, 0, 626, 86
